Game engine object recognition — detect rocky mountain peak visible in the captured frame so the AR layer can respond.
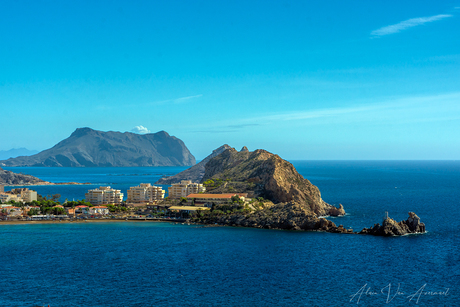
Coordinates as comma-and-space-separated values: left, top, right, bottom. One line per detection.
1, 128, 195, 167
202, 148, 345, 217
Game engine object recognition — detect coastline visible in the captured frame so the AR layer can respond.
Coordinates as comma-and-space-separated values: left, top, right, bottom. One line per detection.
0, 218, 185, 226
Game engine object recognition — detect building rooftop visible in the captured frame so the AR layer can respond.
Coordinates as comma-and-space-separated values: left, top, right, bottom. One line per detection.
169, 206, 210, 211
186, 193, 248, 199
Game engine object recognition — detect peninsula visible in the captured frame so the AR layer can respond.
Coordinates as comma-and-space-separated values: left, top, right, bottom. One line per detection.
0, 167, 89, 186
161, 146, 425, 236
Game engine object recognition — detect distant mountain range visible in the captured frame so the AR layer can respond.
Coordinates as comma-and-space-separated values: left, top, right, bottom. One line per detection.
0, 148, 39, 160
0, 128, 196, 167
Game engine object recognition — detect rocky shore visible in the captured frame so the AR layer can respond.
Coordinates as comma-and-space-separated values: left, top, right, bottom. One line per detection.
193, 208, 426, 236
191, 201, 352, 233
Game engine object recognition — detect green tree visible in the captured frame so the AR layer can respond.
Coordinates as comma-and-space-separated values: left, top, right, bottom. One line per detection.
203, 179, 215, 187
28, 208, 40, 216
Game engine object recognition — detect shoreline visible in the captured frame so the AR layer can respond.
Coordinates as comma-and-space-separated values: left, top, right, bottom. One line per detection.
0, 218, 186, 225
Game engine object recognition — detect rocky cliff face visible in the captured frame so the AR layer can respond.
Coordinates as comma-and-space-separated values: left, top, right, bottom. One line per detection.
359, 212, 426, 236
0, 128, 196, 167
0, 167, 47, 185
202, 148, 345, 217
155, 144, 232, 185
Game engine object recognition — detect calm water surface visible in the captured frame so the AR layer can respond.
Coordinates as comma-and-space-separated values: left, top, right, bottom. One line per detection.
1, 161, 459, 306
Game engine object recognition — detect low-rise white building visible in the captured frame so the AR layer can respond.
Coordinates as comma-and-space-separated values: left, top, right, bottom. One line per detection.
88, 206, 109, 215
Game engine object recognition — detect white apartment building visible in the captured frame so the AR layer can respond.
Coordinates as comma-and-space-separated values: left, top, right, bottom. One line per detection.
19, 188, 37, 203
127, 183, 165, 203
85, 186, 123, 205
168, 180, 206, 199
0, 188, 37, 203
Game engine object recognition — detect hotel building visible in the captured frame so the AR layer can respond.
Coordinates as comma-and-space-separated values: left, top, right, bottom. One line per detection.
85, 186, 123, 205
127, 183, 165, 203
168, 180, 205, 199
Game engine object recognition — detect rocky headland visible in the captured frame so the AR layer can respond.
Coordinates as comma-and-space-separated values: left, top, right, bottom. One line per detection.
0, 167, 89, 186
0, 128, 195, 167
0, 167, 47, 185
171, 146, 425, 236
200, 147, 345, 217
169, 146, 351, 233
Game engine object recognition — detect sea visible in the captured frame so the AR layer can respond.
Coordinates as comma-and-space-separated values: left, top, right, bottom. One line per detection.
1, 161, 459, 306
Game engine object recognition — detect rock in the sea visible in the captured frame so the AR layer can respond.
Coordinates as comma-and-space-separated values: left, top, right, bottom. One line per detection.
359, 212, 426, 236
328, 204, 345, 216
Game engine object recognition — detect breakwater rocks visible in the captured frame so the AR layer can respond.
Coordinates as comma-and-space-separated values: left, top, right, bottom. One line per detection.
359, 212, 426, 236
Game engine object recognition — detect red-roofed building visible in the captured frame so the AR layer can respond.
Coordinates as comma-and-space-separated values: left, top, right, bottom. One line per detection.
1, 206, 23, 217
75, 205, 89, 214
186, 193, 249, 207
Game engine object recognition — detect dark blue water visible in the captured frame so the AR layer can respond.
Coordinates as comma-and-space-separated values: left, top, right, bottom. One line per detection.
1, 161, 459, 306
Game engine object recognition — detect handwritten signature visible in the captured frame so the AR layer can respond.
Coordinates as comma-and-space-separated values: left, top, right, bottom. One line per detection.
350, 283, 450, 304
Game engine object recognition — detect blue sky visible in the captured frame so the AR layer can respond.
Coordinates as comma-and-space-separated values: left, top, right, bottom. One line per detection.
1, 0, 459, 160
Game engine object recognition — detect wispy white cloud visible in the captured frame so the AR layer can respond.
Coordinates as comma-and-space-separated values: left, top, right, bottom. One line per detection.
147, 94, 203, 106
371, 14, 453, 37
131, 125, 150, 134
172, 94, 203, 104
183, 93, 460, 134
95, 94, 203, 112
227, 92, 460, 125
